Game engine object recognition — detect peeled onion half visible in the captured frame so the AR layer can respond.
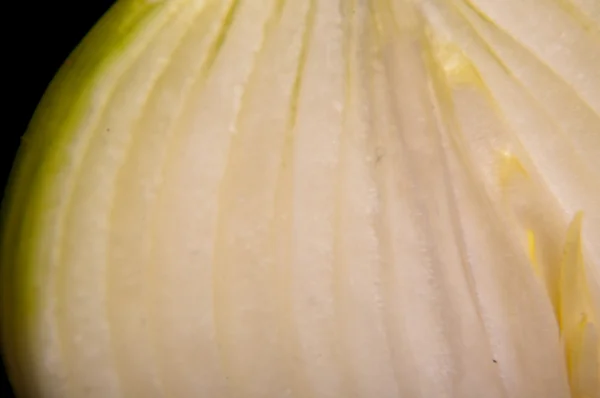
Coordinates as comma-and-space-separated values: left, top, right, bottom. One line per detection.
2, 0, 599, 397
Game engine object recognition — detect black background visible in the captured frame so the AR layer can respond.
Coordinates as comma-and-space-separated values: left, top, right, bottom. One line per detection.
3, 1, 117, 396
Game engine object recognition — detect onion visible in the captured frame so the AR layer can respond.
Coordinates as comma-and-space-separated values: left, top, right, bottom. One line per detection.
1, 0, 599, 397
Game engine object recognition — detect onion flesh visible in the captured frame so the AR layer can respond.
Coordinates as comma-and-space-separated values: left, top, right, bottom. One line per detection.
1, 0, 599, 397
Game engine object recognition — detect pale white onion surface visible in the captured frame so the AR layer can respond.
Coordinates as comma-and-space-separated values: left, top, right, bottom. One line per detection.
1, 0, 599, 397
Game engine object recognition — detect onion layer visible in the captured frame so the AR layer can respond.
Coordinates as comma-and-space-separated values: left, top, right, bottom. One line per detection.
2, 0, 599, 397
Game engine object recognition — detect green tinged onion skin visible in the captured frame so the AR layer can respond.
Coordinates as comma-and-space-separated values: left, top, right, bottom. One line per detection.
1, 0, 599, 397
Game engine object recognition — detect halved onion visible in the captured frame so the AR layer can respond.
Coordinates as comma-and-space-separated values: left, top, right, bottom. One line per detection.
2, 0, 599, 397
